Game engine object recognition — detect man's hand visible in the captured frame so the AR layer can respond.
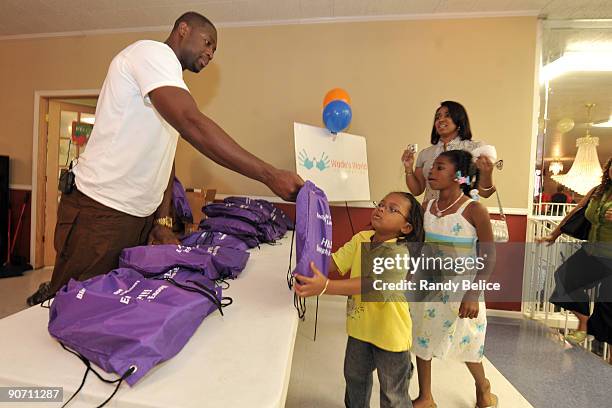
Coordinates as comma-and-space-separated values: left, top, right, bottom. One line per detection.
266, 169, 304, 202
148, 224, 179, 245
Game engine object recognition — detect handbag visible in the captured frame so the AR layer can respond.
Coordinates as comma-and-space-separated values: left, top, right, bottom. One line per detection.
560, 205, 591, 240
491, 189, 509, 242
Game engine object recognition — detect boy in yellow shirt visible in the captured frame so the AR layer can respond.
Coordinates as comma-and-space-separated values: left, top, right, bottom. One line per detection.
295, 192, 424, 407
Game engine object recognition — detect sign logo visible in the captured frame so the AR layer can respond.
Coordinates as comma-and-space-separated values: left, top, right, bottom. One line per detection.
298, 149, 330, 171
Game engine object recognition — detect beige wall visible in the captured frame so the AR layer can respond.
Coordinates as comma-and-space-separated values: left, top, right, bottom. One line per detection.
0, 16, 537, 208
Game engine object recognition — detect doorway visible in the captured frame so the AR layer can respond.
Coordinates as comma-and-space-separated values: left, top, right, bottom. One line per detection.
31, 92, 98, 269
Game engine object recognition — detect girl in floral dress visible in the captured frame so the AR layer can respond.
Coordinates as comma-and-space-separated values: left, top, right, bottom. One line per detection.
411, 150, 498, 408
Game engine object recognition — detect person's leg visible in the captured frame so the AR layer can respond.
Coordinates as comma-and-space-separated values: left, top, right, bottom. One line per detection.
574, 311, 589, 332
27, 190, 81, 305
465, 362, 497, 407
412, 357, 435, 408
550, 247, 597, 317
47, 190, 152, 295
344, 337, 375, 408
551, 247, 609, 342
373, 347, 412, 408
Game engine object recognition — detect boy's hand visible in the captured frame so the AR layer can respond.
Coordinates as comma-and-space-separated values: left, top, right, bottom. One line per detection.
294, 262, 328, 298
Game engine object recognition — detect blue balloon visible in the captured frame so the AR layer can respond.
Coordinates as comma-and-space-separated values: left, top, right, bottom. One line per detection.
322, 100, 352, 134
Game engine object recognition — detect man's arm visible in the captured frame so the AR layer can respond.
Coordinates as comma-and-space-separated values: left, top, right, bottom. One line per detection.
149, 86, 303, 201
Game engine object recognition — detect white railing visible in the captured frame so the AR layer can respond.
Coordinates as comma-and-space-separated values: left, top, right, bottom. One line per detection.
531, 202, 577, 217
523, 216, 610, 363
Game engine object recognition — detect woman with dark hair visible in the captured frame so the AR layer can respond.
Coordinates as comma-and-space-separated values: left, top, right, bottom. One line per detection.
402, 101, 496, 201
540, 157, 612, 349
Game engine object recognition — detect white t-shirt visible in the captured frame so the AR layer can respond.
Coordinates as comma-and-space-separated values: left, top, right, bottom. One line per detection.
74, 40, 189, 217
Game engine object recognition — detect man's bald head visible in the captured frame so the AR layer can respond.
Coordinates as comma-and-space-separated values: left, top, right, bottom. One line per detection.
172, 11, 215, 32
167, 12, 217, 73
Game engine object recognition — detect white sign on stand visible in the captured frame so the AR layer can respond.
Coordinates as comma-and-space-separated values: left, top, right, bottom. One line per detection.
294, 122, 370, 202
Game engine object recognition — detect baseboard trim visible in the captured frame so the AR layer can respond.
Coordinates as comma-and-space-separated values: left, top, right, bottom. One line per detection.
486, 309, 523, 319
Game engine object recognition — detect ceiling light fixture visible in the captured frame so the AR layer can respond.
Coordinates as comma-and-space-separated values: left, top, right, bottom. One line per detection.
540, 51, 612, 82
552, 103, 603, 195
548, 161, 564, 175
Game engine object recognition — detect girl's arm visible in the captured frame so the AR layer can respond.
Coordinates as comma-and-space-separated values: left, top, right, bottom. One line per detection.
294, 261, 362, 297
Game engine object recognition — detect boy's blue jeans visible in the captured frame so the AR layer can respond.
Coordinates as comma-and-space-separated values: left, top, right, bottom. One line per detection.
344, 336, 413, 408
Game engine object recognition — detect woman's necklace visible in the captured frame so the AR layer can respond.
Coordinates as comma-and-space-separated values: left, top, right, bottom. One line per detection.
434, 192, 463, 217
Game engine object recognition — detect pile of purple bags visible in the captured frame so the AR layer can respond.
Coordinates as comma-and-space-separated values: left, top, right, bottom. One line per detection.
47, 193, 295, 398
182, 196, 294, 249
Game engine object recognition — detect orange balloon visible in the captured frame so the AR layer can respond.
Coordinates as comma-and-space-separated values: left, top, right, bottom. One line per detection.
323, 88, 351, 107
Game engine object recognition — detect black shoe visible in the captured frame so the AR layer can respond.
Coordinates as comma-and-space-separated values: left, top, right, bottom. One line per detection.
26, 281, 51, 306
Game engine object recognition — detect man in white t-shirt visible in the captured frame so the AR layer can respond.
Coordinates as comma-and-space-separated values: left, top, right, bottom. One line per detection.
27, 12, 303, 304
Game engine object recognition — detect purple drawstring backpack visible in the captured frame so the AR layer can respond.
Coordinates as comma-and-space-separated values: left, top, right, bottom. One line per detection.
180, 230, 250, 251
48, 268, 229, 405
223, 197, 294, 230
257, 218, 286, 243
215, 197, 291, 243
203, 202, 268, 224
271, 206, 294, 231
289, 181, 332, 319
172, 177, 193, 223
223, 196, 271, 219
199, 217, 260, 248
119, 244, 250, 280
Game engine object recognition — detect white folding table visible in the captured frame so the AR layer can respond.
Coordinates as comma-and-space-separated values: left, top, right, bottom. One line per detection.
0, 236, 298, 407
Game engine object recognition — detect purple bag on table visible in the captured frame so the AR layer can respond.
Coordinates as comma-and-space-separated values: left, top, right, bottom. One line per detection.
222, 196, 272, 220
257, 220, 285, 243
223, 197, 292, 227
199, 217, 260, 248
269, 209, 289, 235
152, 266, 220, 289
203, 203, 267, 224
293, 181, 332, 278
272, 206, 294, 231
172, 177, 193, 223
119, 244, 250, 280
48, 268, 224, 386
181, 230, 249, 251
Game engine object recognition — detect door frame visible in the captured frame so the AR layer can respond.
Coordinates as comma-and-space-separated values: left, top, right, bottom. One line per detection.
31, 89, 99, 268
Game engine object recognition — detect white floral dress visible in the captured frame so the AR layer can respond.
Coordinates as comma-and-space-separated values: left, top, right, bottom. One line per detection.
411, 199, 487, 362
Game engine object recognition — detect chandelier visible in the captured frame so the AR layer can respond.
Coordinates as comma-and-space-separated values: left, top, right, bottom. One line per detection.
552, 103, 603, 195
548, 161, 564, 175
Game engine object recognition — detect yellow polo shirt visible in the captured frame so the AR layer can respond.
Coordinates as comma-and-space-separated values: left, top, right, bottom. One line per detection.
332, 230, 412, 352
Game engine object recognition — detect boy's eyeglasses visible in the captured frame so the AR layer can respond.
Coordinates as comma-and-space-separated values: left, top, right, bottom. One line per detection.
372, 201, 410, 222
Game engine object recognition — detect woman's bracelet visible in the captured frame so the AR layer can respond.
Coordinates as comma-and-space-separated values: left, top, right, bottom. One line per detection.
405, 169, 414, 176
319, 278, 330, 296
479, 184, 495, 191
